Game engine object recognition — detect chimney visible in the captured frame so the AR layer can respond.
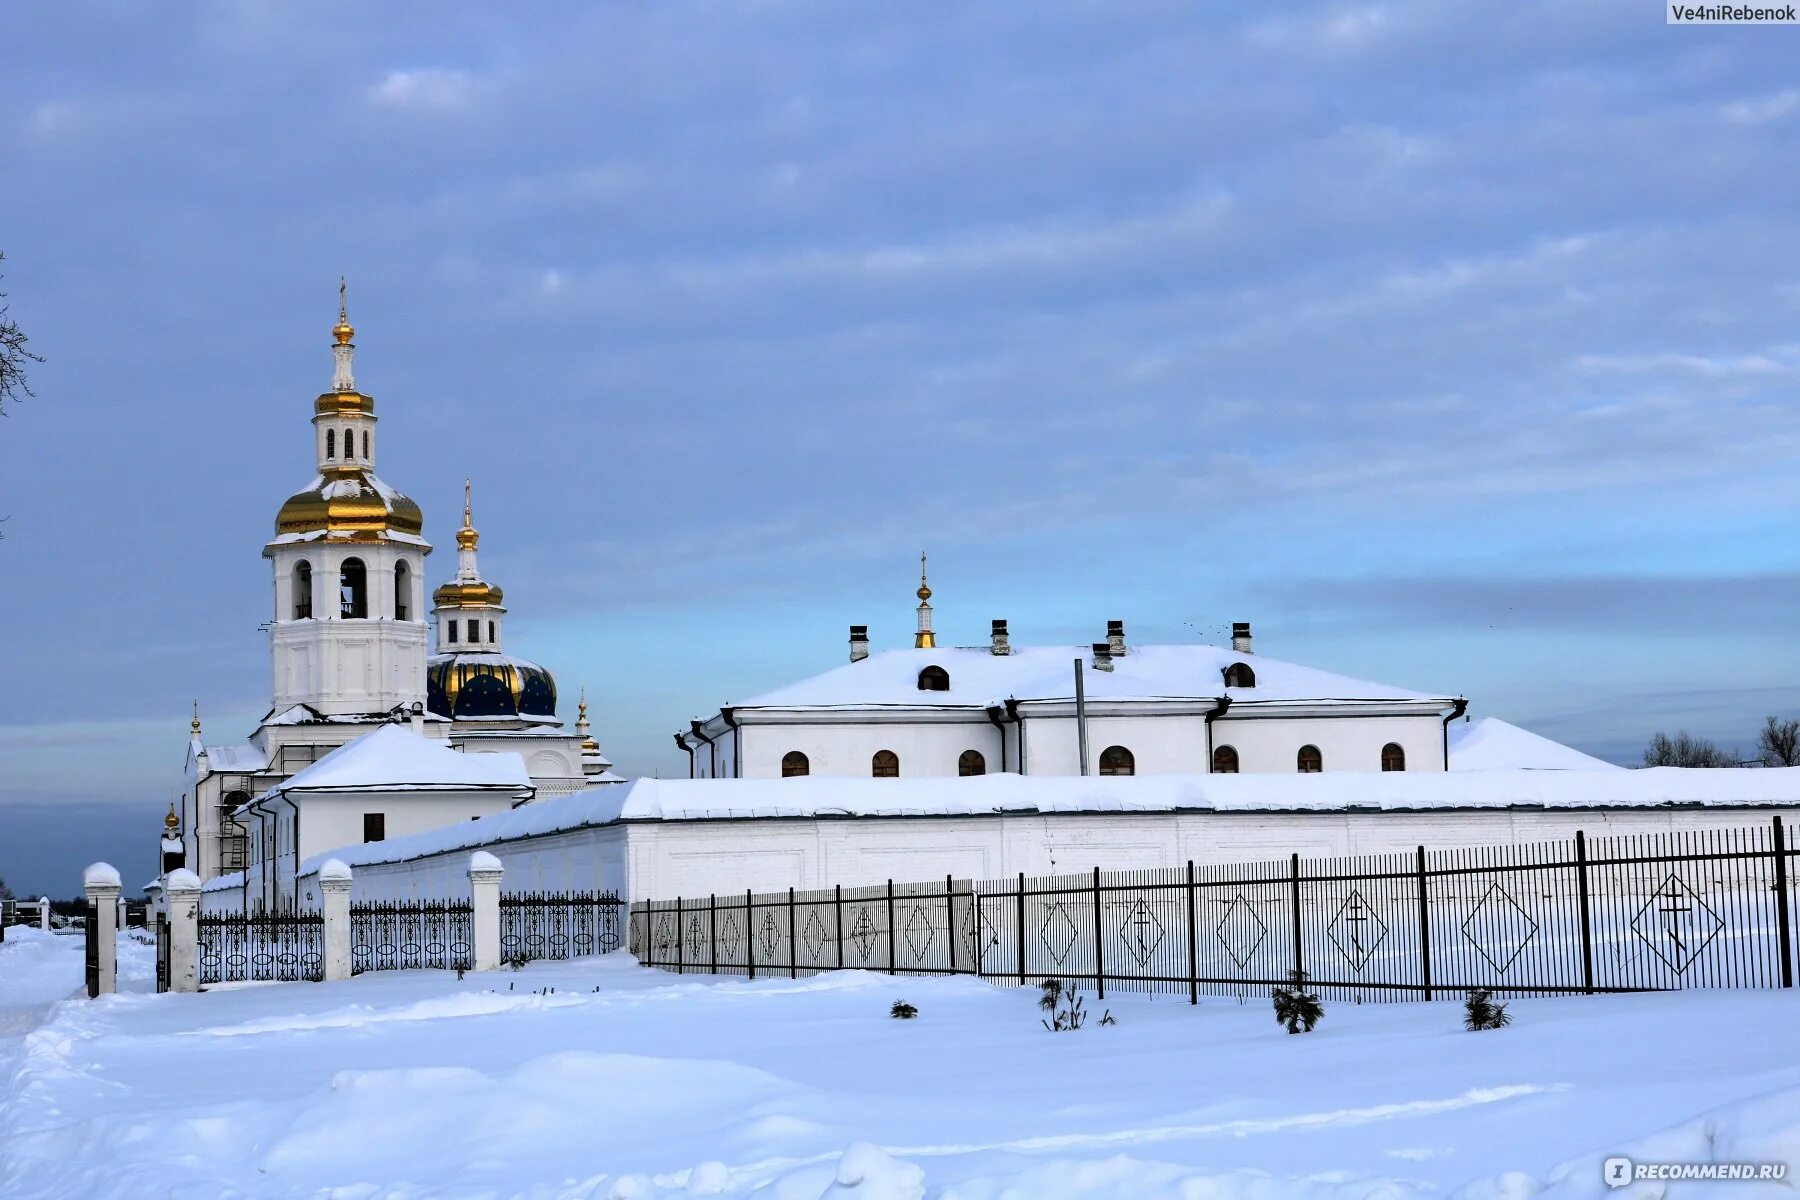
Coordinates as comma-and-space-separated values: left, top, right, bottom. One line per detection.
990, 619, 1011, 656
849, 625, 870, 663
1232, 622, 1253, 655
1090, 642, 1114, 672
1107, 619, 1128, 657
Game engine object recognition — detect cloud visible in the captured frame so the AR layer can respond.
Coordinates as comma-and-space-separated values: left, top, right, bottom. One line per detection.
1722, 89, 1800, 124
367, 68, 483, 113
1572, 350, 1793, 378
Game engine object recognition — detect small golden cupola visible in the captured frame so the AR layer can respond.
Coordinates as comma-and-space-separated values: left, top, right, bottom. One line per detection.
914, 552, 936, 649
427, 481, 558, 724
271, 281, 424, 542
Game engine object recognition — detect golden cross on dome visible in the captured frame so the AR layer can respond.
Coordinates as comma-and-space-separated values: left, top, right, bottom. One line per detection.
339, 276, 347, 323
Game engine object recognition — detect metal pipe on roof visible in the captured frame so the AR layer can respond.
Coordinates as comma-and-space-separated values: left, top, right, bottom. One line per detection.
1074, 658, 1090, 777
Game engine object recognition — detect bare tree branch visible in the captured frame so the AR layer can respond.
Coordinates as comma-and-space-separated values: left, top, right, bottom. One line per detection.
1758, 716, 1800, 767
0, 251, 43, 418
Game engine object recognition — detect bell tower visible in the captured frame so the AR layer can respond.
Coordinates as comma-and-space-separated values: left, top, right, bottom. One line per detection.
262, 285, 432, 716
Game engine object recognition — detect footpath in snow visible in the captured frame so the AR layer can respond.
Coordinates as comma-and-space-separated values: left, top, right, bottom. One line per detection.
0, 926, 1795, 1199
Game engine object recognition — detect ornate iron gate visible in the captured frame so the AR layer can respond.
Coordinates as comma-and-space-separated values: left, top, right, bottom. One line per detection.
199, 905, 325, 984
350, 898, 473, 973
499, 891, 622, 963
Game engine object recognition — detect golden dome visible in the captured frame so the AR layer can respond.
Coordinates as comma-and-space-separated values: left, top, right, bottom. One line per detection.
164, 804, 180, 834
333, 276, 354, 344
315, 390, 376, 417
275, 469, 424, 539
456, 478, 479, 550
916, 551, 932, 601
432, 578, 504, 607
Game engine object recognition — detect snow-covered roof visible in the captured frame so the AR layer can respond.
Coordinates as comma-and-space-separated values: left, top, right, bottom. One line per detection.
725, 644, 1452, 713
261, 724, 531, 799
201, 742, 269, 773
1449, 718, 1621, 771
299, 767, 1800, 875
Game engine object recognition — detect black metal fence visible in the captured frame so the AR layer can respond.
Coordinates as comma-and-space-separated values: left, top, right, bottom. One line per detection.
628, 818, 1798, 1002
500, 891, 623, 963
199, 904, 326, 984
350, 898, 473, 974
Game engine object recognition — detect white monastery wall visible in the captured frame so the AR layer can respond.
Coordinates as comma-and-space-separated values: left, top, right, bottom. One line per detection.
736, 720, 1004, 779
1217, 713, 1446, 774
299, 823, 629, 903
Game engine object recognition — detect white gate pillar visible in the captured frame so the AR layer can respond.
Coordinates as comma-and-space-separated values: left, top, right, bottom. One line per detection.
469, 852, 503, 972
163, 869, 202, 993
83, 863, 121, 997
37, 897, 50, 931
318, 859, 353, 982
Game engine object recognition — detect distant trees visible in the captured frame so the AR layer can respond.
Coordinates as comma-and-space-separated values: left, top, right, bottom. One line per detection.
1759, 717, 1800, 767
0, 252, 40, 417
1641, 718, 1800, 767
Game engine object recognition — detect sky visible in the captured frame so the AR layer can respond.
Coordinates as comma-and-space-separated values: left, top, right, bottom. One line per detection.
1, 0, 1797, 897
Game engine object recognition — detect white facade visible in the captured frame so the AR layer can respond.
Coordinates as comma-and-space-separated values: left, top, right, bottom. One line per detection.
679, 624, 1469, 781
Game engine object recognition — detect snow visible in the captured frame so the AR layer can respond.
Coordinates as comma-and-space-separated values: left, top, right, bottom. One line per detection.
81, 862, 120, 889
316, 859, 352, 883
163, 868, 202, 892
316, 768, 1800, 873
731, 644, 1453, 711
201, 870, 246, 893
1449, 719, 1621, 771
1, 930, 1795, 1199
267, 723, 532, 797
469, 850, 503, 874
199, 741, 270, 772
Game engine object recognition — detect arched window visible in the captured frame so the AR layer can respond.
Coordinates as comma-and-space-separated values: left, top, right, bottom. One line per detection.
293, 561, 313, 619
917, 665, 950, 692
394, 562, 410, 621
1212, 745, 1239, 774
361, 430, 370, 459
1297, 744, 1322, 773
338, 557, 367, 618
1381, 742, 1406, 772
325, 428, 336, 460
446, 620, 458, 643
1224, 662, 1257, 688
958, 749, 986, 777
1098, 745, 1135, 776
872, 749, 900, 778
467, 618, 479, 645
781, 751, 810, 778
343, 428, 354, 458
488, 620, 496, 642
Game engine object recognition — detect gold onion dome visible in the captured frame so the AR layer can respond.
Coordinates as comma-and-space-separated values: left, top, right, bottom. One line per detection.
332, 276, 354, 344
277, 477, 424, 538
164, 804, 180, 834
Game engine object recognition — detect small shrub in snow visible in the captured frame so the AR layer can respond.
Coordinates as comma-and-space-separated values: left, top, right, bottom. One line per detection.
1099, 1009, 1117, 1027
890, 999, 918, 1019
1464, 988, 1512, 1031
1271, 969, 1323, 1034
1039, 978, 1088, 1032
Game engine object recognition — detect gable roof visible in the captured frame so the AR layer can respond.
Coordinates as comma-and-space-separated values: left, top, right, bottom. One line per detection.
264, 724, 531, 798
729, 644, 1451, 712
1448, 717, 1621, 771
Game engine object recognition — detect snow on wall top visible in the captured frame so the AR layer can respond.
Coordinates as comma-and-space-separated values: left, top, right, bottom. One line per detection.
298, 766, 1800, 876
268, 724, 531, 797
1448, 718, 1622, 771
727, 643, 1450, 712
200, 743, 269, 773
83, 862, 121, 888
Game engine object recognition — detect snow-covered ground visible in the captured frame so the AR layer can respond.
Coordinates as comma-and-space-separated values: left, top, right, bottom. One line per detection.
0, 927, 1794, 1199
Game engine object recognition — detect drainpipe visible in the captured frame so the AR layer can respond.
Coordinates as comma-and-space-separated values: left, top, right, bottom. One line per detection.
673, 732, 694, 778
1442, 698, 1468, 771
1006, 698, 1025, 775
1204, 695, 1233, 770
719, 708, 740, 779
690, 719, 719, 779
1074, 658, 1090, 777
986, 704, 1011, 773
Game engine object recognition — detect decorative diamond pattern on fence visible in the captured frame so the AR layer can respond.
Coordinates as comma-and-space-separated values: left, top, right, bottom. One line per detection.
686, 915, 706, 963
1630, 874, 1725, 975
351, 898, 471, 973
1040, 900, 1080, 965
1460, 882, 1539, 974
1214, 894, 1268, 969
802, 911, 829, 961
1326, 889, 1388, 971
627, 819, 1799, 1001
1118, 897, 1165, 968
654, 914, 677, 960
904, 905, 935, 964
849, 907, 879, 962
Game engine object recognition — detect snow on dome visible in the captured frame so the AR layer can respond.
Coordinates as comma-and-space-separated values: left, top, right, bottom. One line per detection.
268, 723, 531, 797
316, 859, 353, 883
1449, 718, 1621, 771
469, 850, 502, 873
83, 862, 122, 889
163, 868, 202, 892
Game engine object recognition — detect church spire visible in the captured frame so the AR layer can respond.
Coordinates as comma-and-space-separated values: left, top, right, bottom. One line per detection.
457, 478, 481, 568
331, 276, 356, 392
914, 552, 936, 649
190, 700, 202, 739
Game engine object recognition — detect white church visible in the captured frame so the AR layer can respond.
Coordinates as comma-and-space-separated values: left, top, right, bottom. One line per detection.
171, 293, 618, 890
